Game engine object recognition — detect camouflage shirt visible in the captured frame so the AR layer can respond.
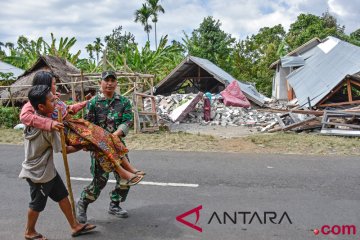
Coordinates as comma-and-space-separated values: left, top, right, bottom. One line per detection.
85, 92, 133, 140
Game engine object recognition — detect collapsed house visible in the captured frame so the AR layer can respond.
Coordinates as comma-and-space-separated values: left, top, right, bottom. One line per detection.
270, 36, 360, 108
268, 36, 360, 136
0, 55, 96, 104
154, 55, 267, 106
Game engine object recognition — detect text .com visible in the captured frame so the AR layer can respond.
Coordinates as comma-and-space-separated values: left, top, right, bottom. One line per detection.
314, 225, 356, 236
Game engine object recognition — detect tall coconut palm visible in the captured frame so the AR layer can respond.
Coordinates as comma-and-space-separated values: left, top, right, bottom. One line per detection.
5, 42, 14, 51
85, 44, 94, 60
134, 3, 153, 43
147, 0, 165, 50
93, 37, 104, 63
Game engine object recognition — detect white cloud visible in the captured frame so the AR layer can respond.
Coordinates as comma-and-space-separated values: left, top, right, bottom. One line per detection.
0, 0, 359, 58
328, 0, 348, 17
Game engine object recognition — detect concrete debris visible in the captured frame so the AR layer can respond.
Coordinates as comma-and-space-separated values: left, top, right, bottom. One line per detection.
149, 93, 278, 131
142, 93, 360, 136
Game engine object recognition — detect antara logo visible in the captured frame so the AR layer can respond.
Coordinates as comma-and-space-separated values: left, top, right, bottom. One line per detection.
176, 205, 203, 232
176, 205, 292, 233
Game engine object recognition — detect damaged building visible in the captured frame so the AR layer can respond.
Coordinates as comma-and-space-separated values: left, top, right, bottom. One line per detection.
154, 55, 267, 106
270, 36, 360, 108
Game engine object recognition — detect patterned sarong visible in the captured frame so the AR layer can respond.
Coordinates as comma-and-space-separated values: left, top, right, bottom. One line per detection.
63, 116, 128, 172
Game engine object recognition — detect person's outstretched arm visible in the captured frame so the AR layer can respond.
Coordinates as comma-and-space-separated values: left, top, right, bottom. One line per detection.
67, 94, 92, 114
20, 101, 64, 131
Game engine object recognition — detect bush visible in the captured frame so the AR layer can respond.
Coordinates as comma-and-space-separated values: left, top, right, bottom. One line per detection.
0, 107, 20, 128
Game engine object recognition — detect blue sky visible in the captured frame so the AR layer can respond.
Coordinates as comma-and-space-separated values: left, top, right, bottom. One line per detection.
0, 0, 359, 58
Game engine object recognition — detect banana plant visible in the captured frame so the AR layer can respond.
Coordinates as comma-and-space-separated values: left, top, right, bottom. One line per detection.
44, 33, 81, 64
114, 35, 184, 82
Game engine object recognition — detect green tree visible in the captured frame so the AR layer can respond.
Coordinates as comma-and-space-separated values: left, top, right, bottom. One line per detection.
350, 29, 360, 41
85, 44, 94, 60
76, 58, 99, 73
5, 42, 14, 51
349, 29, 360, 46
0, 42, 5, 58
286, 12, 345, 50
233, 24, 286, 96
1, 34, 81, 70
3, 36, 46, 69
147, 0, 165, 49
113, 35, 184, 83
104, 25, 136, 62
276, 40, 289, 57
93, 37, 104, 63
134, 3, 153, 43
183, 16, 235, 72
45, 33, 81, 64
0, 42, 15, 59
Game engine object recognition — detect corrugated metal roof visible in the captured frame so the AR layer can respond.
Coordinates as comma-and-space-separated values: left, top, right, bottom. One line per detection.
280, 56, 305, 68
0, 60, 24, 80
188, 56, 266, 106
269, 37, 321, 69
287, 37, 360, 107
155, 56, 267, 106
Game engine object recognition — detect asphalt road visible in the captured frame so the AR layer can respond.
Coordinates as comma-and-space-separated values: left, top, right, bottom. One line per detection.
1, 144, 360, 240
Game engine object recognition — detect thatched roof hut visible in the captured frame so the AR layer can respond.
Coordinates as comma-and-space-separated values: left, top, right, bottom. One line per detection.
1, 55, 96, 103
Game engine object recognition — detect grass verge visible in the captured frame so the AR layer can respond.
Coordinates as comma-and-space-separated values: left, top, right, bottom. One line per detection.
1, 128, 359, 155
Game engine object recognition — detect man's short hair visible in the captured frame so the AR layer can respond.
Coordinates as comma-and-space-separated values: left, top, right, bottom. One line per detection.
101, 71, 117, 80
28, 85, 51, 110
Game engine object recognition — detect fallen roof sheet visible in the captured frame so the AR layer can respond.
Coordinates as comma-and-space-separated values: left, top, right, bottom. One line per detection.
280, 56, 305, 68
269, 37, 321, 69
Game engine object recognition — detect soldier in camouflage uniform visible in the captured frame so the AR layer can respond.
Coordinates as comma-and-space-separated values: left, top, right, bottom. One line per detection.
77, 71, 134, 223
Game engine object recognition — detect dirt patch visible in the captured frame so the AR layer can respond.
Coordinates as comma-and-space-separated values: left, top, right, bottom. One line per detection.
0, 128, 24, 145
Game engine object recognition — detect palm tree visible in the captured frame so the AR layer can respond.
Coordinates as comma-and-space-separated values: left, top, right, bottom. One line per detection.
93, 37, 104, 63
147, 0, 165, 50
85, 44, 94, 59
134, 3, 153, 43
5, 42, 14, 51
0, 42, 5, 58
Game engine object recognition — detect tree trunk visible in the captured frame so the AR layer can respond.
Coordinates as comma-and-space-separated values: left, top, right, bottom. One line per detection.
146, 21, 150, 43
155, 22, 157, 50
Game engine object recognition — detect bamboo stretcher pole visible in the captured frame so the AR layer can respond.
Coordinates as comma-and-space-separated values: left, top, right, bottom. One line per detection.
80, 71, 85, 118
57, 109, 76, 218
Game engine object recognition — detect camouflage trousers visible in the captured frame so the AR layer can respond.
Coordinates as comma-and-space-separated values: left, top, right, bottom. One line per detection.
80, 154, 130, 205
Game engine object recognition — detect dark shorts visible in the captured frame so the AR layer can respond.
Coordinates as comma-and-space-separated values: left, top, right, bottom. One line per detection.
26, 172, 68, 212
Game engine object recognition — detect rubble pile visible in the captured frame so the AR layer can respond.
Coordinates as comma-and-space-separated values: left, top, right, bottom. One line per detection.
141, 93, 360, 136
143, 94, 278, 129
